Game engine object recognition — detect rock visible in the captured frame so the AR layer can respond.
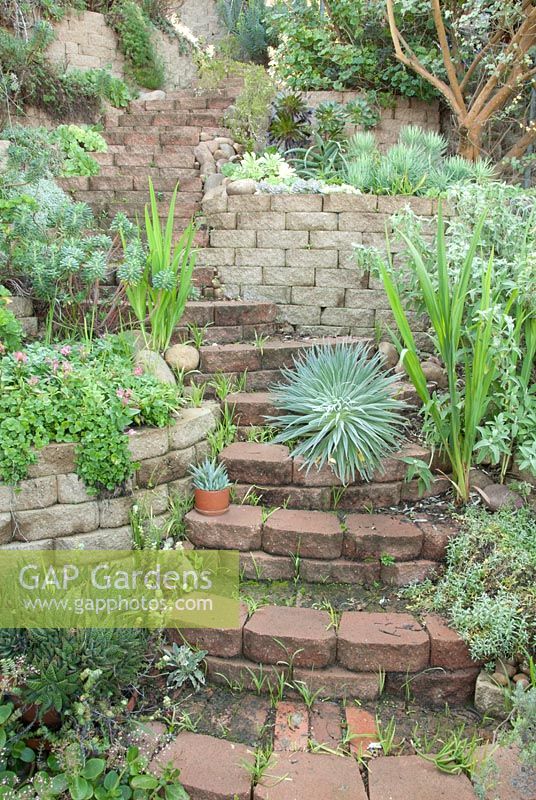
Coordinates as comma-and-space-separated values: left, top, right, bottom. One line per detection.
194, 142, 213, 165
135, 349, 176, 384
214, 137, 235, 147
164, 344, 200, 372
420, 359, 448, 388
513, 673, 529, 689
469, 468, 494, 490
496, 659, 517, 679
217, 143, 235, 159
478, 483, 524, 512
474, 670, 508, 718
139, 90, 166, 102
201, 161, 216, 177
226, 179, 257, 195
491, 671, 510, 687
203, 173, 224, 192
378, 341, 398, 369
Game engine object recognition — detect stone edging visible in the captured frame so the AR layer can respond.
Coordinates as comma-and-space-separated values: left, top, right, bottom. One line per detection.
0, 404, 219, 550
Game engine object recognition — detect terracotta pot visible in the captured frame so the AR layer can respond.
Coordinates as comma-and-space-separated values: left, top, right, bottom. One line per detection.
194, 487, 230, 516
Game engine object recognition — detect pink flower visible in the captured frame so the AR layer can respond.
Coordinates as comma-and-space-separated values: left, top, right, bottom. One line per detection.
13, 351, 28, 364
133, 366, 144, 376
51, 359, 60, 373
60, 345, 72, 357
116, 387, 133, 405
28, 376, 39, 386
62, 361, 73, 374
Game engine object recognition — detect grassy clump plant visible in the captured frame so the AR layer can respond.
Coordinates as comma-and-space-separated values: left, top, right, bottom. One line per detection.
269, 342, 406, 484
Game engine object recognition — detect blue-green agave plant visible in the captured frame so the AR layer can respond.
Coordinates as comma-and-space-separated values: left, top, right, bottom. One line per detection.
268, 343, 407, 484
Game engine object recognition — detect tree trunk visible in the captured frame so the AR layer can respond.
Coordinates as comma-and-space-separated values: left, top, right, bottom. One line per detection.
457, 122, 484, 161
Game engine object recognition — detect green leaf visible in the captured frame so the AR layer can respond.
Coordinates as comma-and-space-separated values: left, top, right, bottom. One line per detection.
83, 759, 106, 780
130, 775, 159, 790
0, 704, 13, 725
165, 783, 190, 800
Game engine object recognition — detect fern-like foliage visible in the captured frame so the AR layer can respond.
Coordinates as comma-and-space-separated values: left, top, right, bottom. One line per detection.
268, 343, 406, 483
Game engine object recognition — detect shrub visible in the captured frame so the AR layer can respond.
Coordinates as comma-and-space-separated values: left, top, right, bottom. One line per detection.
365, 183, 536, 484
218, 0, 271, 64
266, 0, 438, 98
197, 55, 275, 149
0, 336, 182, 489
109, 0, 165, 89
0, 23, 132, 121
404, 507, 536, 663
269, 342, 406, 484
268, 92, 312, 151
0, 287, 23, 353
377, 206, 498, 504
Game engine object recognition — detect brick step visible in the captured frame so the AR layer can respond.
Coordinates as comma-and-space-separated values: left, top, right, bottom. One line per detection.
175, 300, 279, 344
151, 731, 373, 800
226, 391, 276, 426
219, 441, 433, 489
185, 505, 451, 583
197, 336, 370, 375
172, 607, 480, 705
117, 110, 226, 128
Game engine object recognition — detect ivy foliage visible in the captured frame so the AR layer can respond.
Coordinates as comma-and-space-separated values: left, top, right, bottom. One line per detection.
0, 337, 182, 489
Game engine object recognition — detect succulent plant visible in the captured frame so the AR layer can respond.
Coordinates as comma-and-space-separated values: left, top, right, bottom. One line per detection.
269, 343, 407, 484
189, 458, 230, 491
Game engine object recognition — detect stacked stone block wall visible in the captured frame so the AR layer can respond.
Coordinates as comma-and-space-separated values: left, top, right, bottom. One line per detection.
200, 193, 443, 343
44, 4, 224, 92
304, 92, 441, 151
0, 405, 218, 551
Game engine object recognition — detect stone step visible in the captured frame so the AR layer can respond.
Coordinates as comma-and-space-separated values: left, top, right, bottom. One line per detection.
184, 504, 446, 577
175, 606, 480, 704
152, 732, 253, 800
198, 336, 370, 375
227, 391, 277, 426
254, 750, 367, 799
368, 755, 478, 800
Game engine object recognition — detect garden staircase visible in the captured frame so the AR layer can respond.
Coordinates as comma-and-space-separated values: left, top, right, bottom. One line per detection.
59, 86, 239, 294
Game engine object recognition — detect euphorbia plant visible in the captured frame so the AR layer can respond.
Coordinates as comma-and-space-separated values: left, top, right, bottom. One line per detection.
378, 205, 497, 504
118, 179, 197, 353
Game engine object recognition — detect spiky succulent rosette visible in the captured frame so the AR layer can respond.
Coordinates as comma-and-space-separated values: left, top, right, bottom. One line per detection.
269, 342, 407, 484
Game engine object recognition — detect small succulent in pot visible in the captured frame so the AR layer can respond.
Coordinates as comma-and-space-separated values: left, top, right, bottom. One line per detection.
189, 458, 231, 516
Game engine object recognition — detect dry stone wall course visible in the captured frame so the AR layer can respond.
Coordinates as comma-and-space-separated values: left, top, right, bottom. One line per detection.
0, 404, 218, 549
203, 193, 440, 340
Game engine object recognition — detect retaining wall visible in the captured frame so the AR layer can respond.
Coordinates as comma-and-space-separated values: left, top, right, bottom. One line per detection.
0, 404, 219, 551
45, 4, 224, 91
200, 192, 444, 342
303, 93, 440, 150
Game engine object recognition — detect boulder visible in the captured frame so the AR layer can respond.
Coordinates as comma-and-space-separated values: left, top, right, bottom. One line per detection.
135, 349, 176, 384
478, 483, 524, 512
164, 344, 200, 372
215, 143, 235, 159
194, 142, 213, 165
474, 670, 508, 718
420, 359, 448, 388
378, 341, 398, 369
227, 179, 257, 195
204, 173, 224, 193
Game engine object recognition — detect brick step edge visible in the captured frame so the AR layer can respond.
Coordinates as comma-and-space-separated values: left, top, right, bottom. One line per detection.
185, 504, 456, 566
203, 656, 479, 705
